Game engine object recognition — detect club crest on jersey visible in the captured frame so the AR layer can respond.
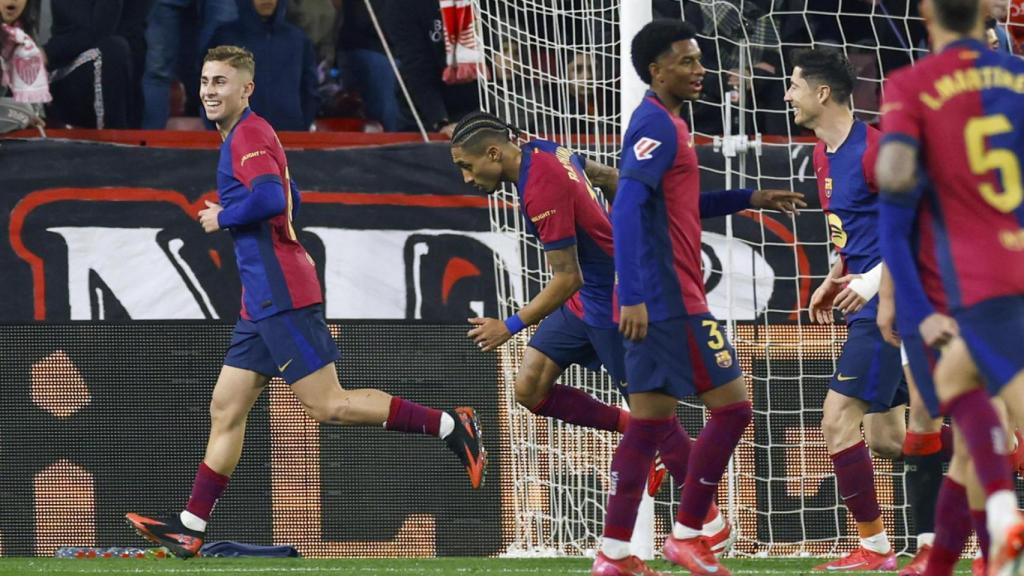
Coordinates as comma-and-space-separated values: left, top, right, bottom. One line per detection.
715, 350, 733, 368
633, 137, 661, 161
824, 177, 833, 198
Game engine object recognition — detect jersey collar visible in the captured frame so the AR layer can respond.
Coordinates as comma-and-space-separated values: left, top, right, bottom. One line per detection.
942, 37, 987, 53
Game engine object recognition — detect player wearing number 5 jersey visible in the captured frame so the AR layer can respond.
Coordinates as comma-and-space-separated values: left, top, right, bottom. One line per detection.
125, 46, 487, 559
876, 1, 1024, 574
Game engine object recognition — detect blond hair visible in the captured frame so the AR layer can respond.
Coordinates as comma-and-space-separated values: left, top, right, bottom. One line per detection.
204, 45, 255, 78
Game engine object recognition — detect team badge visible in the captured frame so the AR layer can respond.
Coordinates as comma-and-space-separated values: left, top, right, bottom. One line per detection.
824, 177, 833, 198
633, 137, 661, 160
715, 350, 733, 368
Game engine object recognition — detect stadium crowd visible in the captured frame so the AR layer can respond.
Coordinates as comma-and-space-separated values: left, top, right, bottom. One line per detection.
1, 0, 1021, 136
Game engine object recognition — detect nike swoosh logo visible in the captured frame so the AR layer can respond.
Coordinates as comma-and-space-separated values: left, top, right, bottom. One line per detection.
278, 358, 293, 372
826, 562, 867, 570
841, 492, 860, 501
836, 374, 857, 381
692, 556, 720, 573
699, 477, 717, 487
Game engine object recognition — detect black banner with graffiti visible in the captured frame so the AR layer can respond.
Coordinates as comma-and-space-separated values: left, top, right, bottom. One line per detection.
1, 139, 827, 323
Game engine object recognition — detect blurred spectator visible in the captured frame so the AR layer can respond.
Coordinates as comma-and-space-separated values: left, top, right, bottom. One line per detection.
387, 0, 478, 135
45, 0, 152, 128
211, 0, 319, 131
142, 0, 238, 129
336, 0, 398, 130
1, 0, 49, 130
286, 0, 337, 64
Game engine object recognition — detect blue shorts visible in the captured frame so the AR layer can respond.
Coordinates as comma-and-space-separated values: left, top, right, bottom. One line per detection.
528, 305, 626, 386
224, 304, 341, 384
831, 319, 907, 413
902, 334, 942, 418
955, 295, 1024, 393
623, 313, 743, 400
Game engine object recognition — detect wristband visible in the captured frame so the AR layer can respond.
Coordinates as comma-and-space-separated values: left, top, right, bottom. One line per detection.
848, 262, 883, 301
504, 314, 526, 335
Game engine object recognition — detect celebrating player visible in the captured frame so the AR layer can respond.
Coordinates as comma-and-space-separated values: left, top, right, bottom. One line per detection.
595, 19, 760, 576
784, 47, 910, 571
875, 0, 1024, 573
449, 110, 802, 575
125, 45, 487, 559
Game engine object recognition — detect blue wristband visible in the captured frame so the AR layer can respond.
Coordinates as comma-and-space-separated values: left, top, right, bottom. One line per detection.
504, 314, 526, 335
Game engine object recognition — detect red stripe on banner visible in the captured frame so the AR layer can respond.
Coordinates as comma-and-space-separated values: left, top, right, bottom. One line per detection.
304, 192, 495, 209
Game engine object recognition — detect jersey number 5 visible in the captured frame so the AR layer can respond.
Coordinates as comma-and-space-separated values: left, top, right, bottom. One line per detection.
965, 114, 1023, 213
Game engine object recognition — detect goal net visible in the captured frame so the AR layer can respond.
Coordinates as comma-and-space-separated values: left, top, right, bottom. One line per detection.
477, 0, 1013, 559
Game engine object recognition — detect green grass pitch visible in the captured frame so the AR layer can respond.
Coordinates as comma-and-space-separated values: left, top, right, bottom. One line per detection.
0, 557, 974, 576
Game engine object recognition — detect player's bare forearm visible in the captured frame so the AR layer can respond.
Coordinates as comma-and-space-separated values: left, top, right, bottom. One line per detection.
518, 247, 584, 325
824, 258, 844, 283
584, 158, 619, 201
876, 141, 919, 193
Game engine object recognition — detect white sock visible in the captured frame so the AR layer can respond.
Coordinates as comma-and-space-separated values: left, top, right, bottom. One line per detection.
702, 510, 726, 536
438, 412, 455, 439
673, 521, 702, 540
180, 510, 207, 532
860, 531, 891, 554
601, 537, 631, 560
986, 490, 1020, 536
916, 533, 935, 548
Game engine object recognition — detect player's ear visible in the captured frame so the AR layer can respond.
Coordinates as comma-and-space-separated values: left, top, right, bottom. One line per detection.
818, 84, 831, 105
243, 79, 255, 99
487, 144, 502, 163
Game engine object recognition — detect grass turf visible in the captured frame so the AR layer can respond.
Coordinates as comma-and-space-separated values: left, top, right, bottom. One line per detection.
0, 557, 975, 576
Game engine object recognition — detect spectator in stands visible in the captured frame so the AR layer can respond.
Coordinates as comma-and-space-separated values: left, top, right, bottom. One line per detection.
287, 0, 337, 64
387, 0, 478, 135
335, 0, 399, 131
1, 0, 49, 130
211, 0, 319, 131
45, 0, 152, 129
142, 0, 238, 129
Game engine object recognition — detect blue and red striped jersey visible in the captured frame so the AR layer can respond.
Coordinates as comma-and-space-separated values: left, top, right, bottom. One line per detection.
813, 120, 883, 324
616, 90, 707, 321
518, 139, 616, 328
881, 38, 1024, 310
218, 109, 321, 320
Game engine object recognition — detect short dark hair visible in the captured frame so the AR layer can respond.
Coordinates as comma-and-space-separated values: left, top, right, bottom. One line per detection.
933, 0, 982, 34
630, 19, 698, 84
450, 111, 520, 152
792, 48, 856, 107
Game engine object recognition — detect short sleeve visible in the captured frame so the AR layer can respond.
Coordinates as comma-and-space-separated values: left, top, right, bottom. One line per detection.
619, 110, 679, 190
522, 153, 577, 251
231, 124, 284, 190
879, 72, 922, 146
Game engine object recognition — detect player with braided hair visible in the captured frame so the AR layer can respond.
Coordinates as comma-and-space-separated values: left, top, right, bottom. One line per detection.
450, 109, 803, 575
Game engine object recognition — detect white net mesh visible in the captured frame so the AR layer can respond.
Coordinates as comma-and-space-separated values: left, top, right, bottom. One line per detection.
477, 0, 1019, 558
